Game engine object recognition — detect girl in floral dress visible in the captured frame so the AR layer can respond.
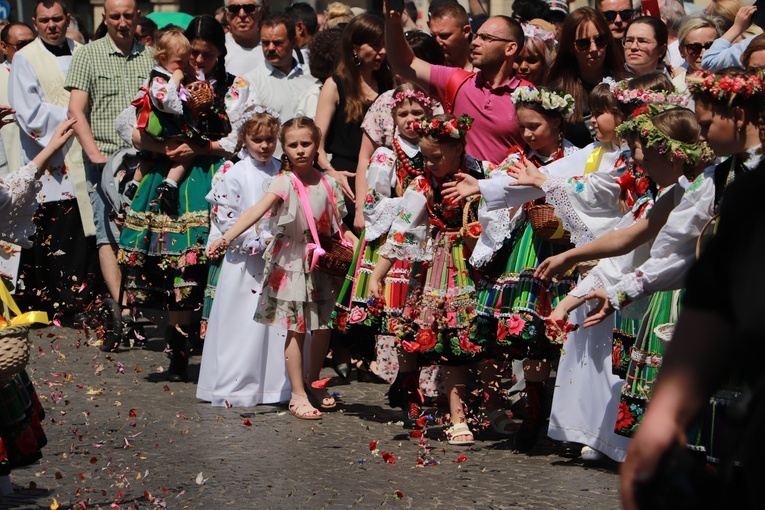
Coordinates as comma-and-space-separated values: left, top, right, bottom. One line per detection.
368, 114, 488, 445
445, 87, 580, 450
208, 117, 356, 420
330, 83, 436, 419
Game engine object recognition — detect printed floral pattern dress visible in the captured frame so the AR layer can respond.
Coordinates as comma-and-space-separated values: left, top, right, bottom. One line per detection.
254, 171, 346, 332
377, 156, 488, 365
331, 135, 423, 337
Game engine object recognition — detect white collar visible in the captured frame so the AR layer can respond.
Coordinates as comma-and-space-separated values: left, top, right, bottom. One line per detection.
395, 132, 420, 158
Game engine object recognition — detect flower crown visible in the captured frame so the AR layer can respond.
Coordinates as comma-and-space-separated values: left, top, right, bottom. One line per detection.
612, 80, 690, 108
243, 104, 281, 121
511, 86, 575, 119
686, 70, 765, 106
411, 114, 473, 140
391, 89, 438, 109
521, 23, 557, 52
615, 105, 715, 167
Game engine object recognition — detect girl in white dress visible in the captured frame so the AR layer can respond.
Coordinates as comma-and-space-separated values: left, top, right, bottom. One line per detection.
197, 108, 291, 407
208, 117, 356, 420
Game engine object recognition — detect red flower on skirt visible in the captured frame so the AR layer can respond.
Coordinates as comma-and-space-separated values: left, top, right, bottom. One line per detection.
415, 328, 438, 351
615, 400, 635, 431
612, 341, 622, 370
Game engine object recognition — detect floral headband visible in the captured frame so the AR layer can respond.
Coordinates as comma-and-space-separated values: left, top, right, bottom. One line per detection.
521, 23, 557, 52
686, 70, 765, 106
391, 89, 438, 109
511, 86, 575, 119
244, 104, 281, 121
616, 105, 715, 167
612, 80, 690, 108
411, 114, 473, 140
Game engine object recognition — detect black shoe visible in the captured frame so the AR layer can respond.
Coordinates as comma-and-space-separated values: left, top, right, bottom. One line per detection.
387, 371, 421, 409
156, 181, 179, 216
165, 325, 188, 382
559, 441, 582, 458
356, 361, 387, 384
121, 319, 146, 347
333, 363, 352, 381
98, 298, 122, 352
515, 382, 546, 451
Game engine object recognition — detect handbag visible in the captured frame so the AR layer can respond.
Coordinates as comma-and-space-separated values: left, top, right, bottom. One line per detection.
290, 170, 354, 277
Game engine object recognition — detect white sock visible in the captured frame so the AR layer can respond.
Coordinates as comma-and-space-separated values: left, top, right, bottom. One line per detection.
164, 178, 178, 187
129, 179, 140, 186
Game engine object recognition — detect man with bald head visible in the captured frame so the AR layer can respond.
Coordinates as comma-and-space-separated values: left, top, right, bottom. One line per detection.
65, 0, 153, 331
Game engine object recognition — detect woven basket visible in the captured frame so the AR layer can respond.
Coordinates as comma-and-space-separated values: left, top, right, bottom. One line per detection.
0, 326, 30, 379
577, 259, 600, 279
654, 323, 675, 349
184, 81, 215, 116
317, 234, 354, 277
525, 201, 571, 245
461, 196, 481, 254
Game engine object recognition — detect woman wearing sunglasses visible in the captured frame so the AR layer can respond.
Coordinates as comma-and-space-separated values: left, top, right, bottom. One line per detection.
547, 7, 626, 148
623, 16, 669, 77
671, 14, 723, 91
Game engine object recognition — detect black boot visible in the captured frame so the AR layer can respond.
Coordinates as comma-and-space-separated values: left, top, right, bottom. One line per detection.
166, 325, 188, 382
515, 381, 546, 451
387, 371, 423, 428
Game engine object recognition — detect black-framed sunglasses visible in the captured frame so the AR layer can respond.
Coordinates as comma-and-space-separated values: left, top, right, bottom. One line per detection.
226, 3, 262, 14
574, 34, 607, 52
8, 39, 33, 50
684, 41, 714, 54
602, 9, 634, 23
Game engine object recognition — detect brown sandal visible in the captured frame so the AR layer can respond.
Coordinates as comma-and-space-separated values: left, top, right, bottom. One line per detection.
288, 393, 322, 420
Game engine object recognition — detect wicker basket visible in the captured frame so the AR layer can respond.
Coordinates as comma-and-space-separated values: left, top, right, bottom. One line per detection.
184, 81, 215, 116
525, 201, 571, 245
461, 196, 481, 254
316, 234, 354, 277
0, 326, 30, 379
654, 323, 675, 349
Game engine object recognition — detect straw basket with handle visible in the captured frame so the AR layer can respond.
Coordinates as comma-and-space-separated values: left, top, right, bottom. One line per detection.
0, 279, 48, 379
184, 81, 215, 117
460, 195, 481, 254
317, 234, 354, 277
524, 199, 571, 244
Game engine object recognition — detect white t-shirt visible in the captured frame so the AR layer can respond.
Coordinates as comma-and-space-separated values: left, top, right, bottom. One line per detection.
224, 32, 265, 77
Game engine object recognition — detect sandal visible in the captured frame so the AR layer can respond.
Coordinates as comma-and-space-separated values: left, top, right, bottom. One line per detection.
307, 386, 337, 410
488, 409, 518, 436
445, 422, 475, 446
288, 394, 322, 420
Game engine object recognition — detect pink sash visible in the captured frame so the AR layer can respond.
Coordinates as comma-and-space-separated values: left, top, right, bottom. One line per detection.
289, 169, 351, 272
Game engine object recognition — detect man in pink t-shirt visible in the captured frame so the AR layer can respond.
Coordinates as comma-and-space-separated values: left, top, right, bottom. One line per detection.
385, 6, 528, 164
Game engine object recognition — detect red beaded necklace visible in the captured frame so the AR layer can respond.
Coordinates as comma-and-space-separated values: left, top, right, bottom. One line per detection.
393, 136, 422, 182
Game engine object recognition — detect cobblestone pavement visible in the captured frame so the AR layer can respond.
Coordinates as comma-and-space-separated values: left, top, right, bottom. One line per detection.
2, 322, 620, 509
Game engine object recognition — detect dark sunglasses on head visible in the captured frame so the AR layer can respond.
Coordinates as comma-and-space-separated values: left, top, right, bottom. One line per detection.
684, 41, 714, 54
574, 34, 607, 51
226, 3, 261, 14
602, 9, 634, 23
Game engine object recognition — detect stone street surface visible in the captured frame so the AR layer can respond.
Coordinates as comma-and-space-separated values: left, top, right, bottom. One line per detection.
3, 323, 620, 509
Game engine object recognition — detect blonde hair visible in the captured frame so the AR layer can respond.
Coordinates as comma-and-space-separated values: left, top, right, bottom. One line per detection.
324, 2, 353, 29
238, 112, 280, 150
153, 28, 192, 65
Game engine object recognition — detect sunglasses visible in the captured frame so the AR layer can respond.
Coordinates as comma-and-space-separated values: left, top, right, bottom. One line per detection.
684, 41, 714, 54
602, 9, 634, 23
574, 34, 607, 51
226, 3, 262, 14
8, 39, 33, 50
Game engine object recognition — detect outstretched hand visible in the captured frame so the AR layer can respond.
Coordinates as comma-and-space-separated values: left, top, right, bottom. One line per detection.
582, 288, 615, 327
326, 167, 355, 201
206, 237, 229, 259
534, 252, 573, 281
505, 159, 546, 188
441, 173, 480, 202
49, 118, 77, 151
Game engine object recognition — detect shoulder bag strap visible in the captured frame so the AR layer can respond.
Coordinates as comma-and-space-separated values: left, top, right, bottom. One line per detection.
290, 172, 325, 272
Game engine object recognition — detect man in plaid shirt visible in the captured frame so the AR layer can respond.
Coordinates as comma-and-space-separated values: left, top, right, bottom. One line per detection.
65, 0, 152, 315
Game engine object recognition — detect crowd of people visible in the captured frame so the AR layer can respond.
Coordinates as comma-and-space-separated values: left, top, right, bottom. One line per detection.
0, 0, 763, 505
